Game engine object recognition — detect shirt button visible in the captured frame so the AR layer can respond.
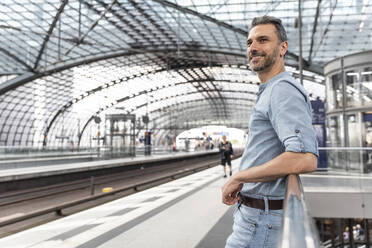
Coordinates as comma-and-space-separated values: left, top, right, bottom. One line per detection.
268, 224, 272, 229
295, 129, 300, 133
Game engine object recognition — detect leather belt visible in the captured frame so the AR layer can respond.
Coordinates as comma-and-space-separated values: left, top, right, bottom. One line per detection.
238, 194, 283, 210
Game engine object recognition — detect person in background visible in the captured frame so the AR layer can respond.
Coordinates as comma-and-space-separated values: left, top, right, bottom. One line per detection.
219, 135, 234, 178
365, 126, 372, 163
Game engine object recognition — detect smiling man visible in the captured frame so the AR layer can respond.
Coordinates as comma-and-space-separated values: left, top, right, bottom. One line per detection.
222, 16, 319, 247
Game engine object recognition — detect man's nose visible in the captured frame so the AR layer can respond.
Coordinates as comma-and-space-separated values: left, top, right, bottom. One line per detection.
250, 40, 259, 50
248, 47, 261, 58
249, 48, 259, 55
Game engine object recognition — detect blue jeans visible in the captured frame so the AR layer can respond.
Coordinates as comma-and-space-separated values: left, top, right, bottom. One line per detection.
225, 201, 283, 248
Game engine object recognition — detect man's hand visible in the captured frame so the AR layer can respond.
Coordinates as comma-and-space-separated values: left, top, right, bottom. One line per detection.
222, 175, 243, 205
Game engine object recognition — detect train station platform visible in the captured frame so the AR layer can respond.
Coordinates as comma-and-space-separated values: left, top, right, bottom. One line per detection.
0, 158, 239, 248
0, 153, 371, 247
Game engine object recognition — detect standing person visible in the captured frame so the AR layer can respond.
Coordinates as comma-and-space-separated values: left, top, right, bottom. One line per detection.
222, 16, 318, 247
365, 126, 372, 163
219, 135, 234, 177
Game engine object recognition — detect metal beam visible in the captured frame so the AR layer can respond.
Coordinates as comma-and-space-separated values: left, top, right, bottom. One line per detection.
298, 0, 303, 85
34, 0, 69, 70
286, 50, 310, 69
129, 89, 256, 113
0, 47, 323, 97
0, 72, 20, 76
312, 0, 338, 60
0, 47, 34, 72
77, 115, 94, 148
42, 109, 62, 147
308, 0, 322, 64
0, 48, 245, 95
206, 0, 230, 15
64, 0, 117, 56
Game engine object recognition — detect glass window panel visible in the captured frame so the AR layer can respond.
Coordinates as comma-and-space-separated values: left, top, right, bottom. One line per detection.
346, 70, 361, 108
326, 73, 343, 111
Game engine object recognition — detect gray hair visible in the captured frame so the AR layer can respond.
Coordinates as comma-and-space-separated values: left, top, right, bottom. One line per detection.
250, 16, 287, 43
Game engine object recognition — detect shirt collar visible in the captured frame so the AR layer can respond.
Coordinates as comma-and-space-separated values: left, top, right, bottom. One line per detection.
257, 71, 291, 96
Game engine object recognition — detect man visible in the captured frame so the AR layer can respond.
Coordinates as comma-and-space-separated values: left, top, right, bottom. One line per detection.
219, 135, 234, 177
222, 16, 318, 247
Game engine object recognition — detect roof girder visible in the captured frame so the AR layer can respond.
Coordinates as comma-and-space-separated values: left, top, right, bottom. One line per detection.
34, 0, 69, 70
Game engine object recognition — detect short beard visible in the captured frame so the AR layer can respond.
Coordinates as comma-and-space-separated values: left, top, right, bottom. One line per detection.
250, 46, 279, 72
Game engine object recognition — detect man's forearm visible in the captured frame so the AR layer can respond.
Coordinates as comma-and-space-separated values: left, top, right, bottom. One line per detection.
234, 151, 317, 183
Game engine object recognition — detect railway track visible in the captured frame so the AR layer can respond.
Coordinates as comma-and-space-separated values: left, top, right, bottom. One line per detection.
0, 156, 217, 207
0, 155, 230, 236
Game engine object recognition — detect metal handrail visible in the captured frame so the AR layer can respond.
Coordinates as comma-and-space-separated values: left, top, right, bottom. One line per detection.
279, 174, 320, 248
318, 147, 372, 150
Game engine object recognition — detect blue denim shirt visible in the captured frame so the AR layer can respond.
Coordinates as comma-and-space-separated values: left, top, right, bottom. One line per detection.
239, 71, 318, 199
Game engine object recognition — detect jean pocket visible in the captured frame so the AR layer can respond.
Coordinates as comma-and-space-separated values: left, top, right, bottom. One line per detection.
234, 212, 256, 238
235, 206, 258, 231
227, 216, 256, 248
264, 226, 281, 248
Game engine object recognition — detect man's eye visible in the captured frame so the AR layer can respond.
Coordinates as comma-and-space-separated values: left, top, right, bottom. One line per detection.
259, 39, 267, 43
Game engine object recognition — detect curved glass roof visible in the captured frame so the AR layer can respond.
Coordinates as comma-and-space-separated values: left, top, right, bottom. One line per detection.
169, 0, 372, 65
1, 0, 370, 147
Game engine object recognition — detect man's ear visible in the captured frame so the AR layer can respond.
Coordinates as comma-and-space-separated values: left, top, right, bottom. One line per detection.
280, 41, 288, 57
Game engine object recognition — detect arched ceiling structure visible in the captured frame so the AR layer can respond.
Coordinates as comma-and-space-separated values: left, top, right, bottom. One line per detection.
0, 0, 370, 147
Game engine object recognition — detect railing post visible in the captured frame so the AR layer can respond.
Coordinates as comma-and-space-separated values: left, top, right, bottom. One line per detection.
365, 219, 370, 248
330, 220, 336, 247
340, 219, 345, 247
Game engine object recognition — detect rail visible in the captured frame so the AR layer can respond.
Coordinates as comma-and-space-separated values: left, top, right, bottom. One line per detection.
0, 149, 243, 228
0, 160, 219, 228
279, 174, 320, 248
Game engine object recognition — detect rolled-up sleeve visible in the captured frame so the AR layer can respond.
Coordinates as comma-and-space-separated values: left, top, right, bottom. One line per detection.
268, 81, 319, 157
